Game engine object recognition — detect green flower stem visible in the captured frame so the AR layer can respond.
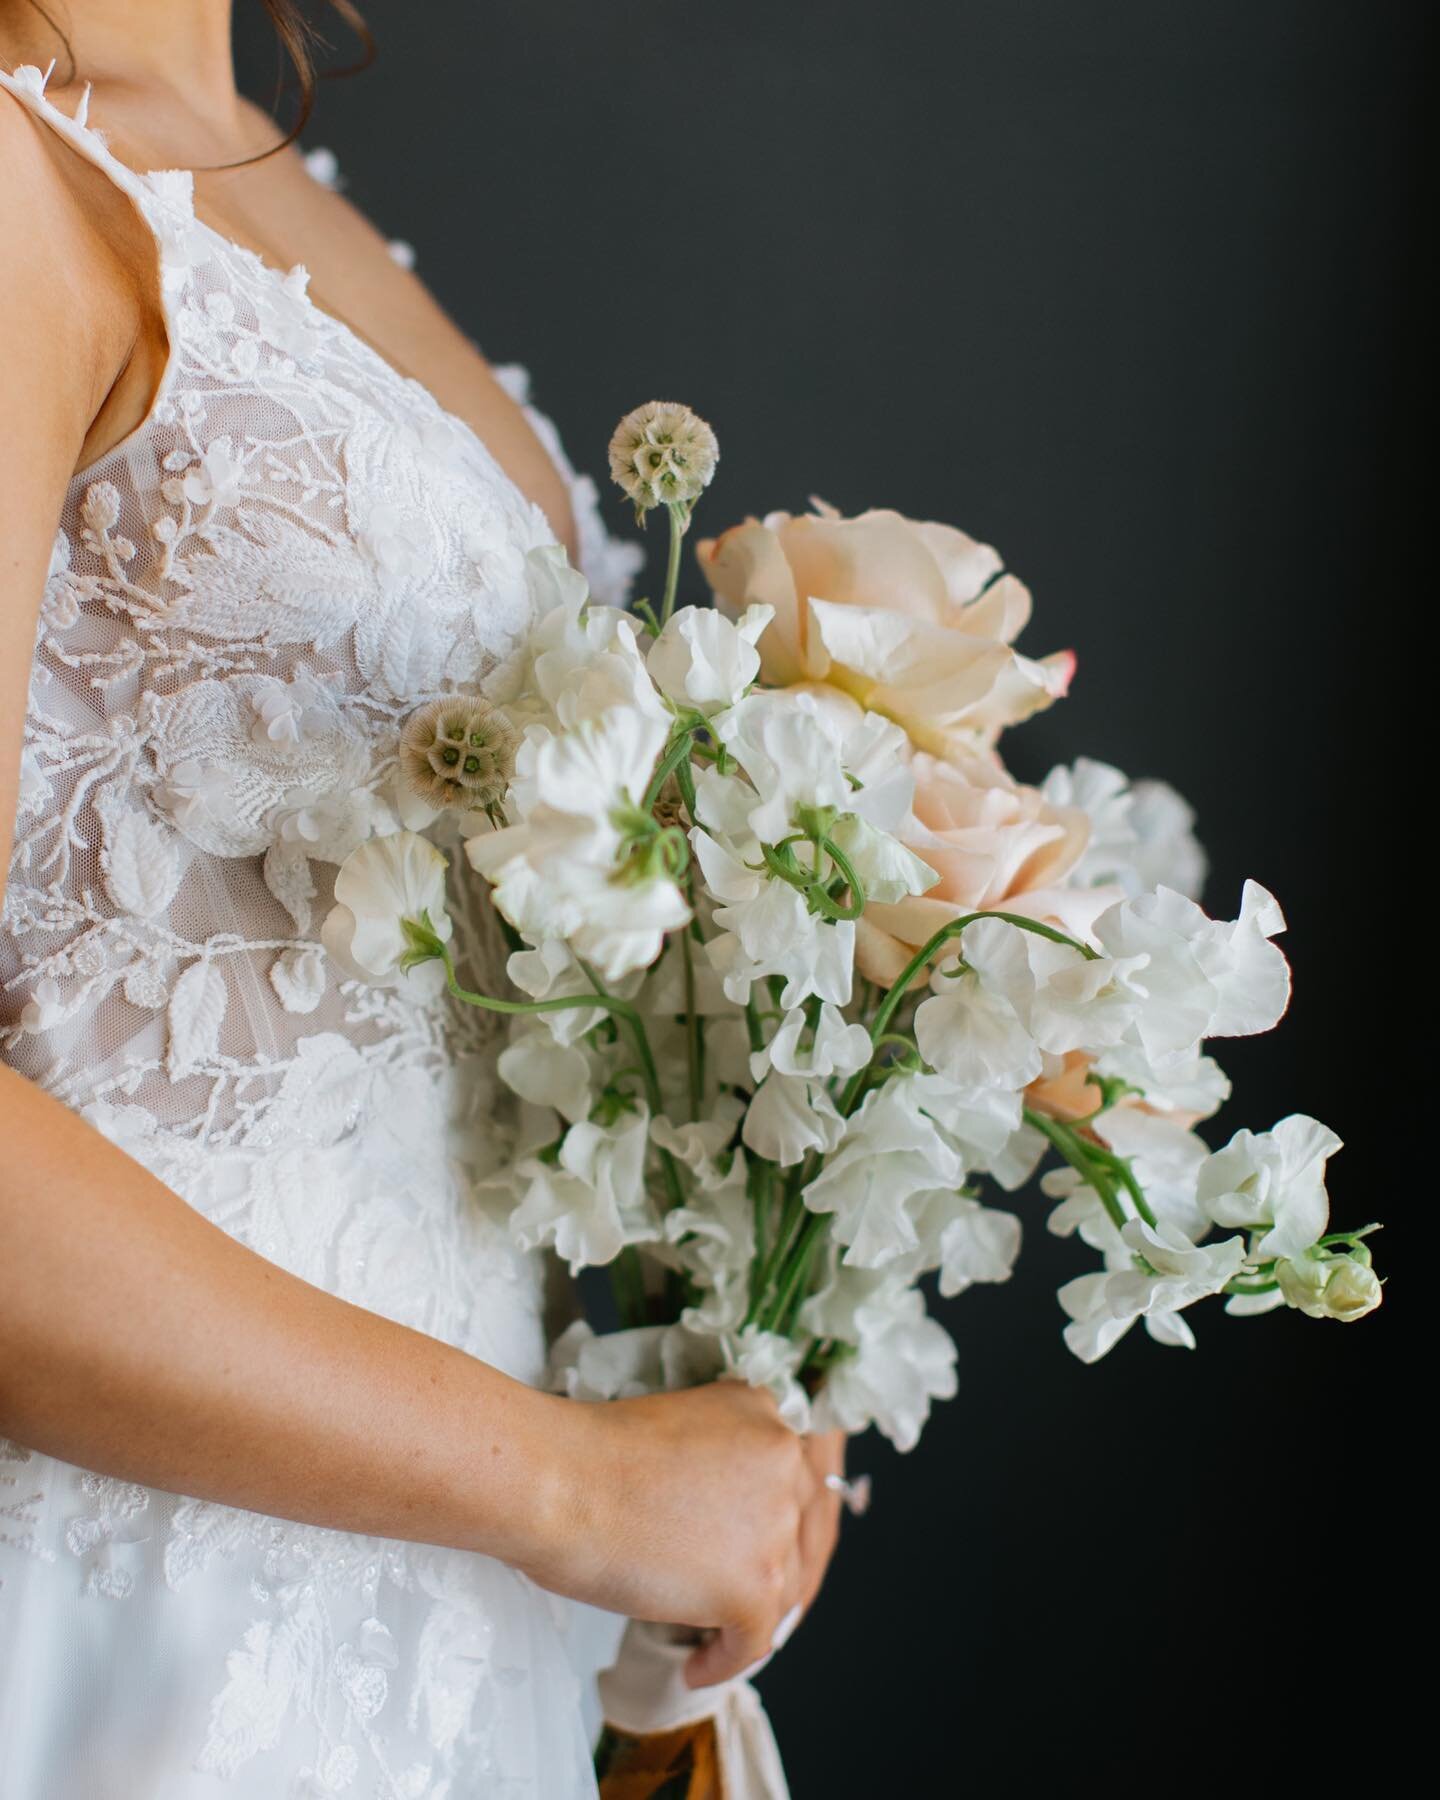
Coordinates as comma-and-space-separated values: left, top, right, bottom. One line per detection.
1223, 1276, 1281, 1296
443, 952, 685, 1210
643, 726, 700, 813
744, 1186, 806, 1327
1086, 1138, 1159, 1227
763, 1212, 828, 1333
631, 597, 662, 637
758, 837, 866, 923
613, 1244, 648, 1328
1022, 1107, 1131, 1232
576, 959, 686, 1211
679, 919, 703, 1121
675, 749, 699, 822
744, 996, 766, 1056
839, 911, 1100, 1118
816, 836, 866, 920
660, 501, 686, 626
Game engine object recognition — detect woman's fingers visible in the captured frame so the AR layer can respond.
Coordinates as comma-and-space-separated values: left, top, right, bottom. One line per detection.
797, 1478, 842, 1614
679, 1426, 852, 1689
795, 1429, 846, 1614
683, 1617, 773, 1689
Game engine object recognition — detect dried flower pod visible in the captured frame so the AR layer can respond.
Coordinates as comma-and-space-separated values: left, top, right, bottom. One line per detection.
399, 695, 519, 812
608, 400, 719, 520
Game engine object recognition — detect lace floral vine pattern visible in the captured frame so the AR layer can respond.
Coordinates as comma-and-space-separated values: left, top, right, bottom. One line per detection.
0, 64, 638, 1155
0, 63, 638, 1797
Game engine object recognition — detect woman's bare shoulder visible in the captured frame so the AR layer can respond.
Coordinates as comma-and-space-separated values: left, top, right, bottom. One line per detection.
0, 84, 157, 459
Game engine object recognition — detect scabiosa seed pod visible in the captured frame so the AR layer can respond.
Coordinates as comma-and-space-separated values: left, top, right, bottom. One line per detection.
399, 696, 519, 812
608, 400, 719, 523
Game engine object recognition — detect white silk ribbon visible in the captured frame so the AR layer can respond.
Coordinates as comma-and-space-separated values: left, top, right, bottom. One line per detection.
597, 1607, 802, 1800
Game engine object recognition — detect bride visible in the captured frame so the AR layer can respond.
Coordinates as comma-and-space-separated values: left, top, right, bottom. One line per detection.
0, 2, 845, 1793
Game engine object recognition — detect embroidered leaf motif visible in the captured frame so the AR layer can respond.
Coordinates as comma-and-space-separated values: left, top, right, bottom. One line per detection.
196, 1594, 326, 1778
167, 962, 227, 1074
264, 842, 316, 934
271, 1035, 371, 1146
105, 809, 180, 918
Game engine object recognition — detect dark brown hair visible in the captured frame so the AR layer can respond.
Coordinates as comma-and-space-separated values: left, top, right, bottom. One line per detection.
249, 0, 376, 162
21, 0, 376, 167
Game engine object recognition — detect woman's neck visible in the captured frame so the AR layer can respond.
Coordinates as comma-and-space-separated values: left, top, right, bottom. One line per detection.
0, 0, 241, 132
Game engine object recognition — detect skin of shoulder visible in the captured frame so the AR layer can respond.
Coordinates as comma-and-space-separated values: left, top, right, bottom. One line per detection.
0, 89, 167, 870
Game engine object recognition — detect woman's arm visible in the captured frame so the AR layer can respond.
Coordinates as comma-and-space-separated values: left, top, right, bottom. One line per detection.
0, 106, 833, 1689
0, 1063, 815, 1682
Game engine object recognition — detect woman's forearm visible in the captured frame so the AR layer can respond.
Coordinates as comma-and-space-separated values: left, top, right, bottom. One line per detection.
0, 1064, 582, 1566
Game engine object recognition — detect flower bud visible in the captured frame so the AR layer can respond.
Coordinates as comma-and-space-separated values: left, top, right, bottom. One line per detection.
399, 695, 518, 812
1275, 1244, 1383, 1321
607, 400, 719, 521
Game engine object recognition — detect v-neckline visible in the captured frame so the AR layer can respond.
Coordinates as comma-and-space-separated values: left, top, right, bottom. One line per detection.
0, 62, 554, 532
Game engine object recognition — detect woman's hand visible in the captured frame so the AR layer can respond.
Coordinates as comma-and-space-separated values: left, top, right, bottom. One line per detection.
794, 1426, 846, 1623
517, 1379, 839, 1689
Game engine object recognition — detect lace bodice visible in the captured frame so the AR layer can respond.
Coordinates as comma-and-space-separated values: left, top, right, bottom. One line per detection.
0, 62, 642, 1154
0, 62, 644, 1799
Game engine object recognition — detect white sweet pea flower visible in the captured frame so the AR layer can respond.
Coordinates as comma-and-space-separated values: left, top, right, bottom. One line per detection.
1092, 1041, 1231, 1121
935, 916, 1145, 1067
1042, 757, 1207, 902
650, 1098, 745, 1189
320, 831, 453, 998
910, 1190, 1023, 1297
785, 684, 919, 834
647, 602, 773, 714
549, 1319, 723, 1401
465, 707, 690, 981
743, 1075, 845, 1167
549, 1320, 672, 1401
761, 1003, 873, 1082
488, 545, 669, 733
663, 1157, 756, 1305
1087, 1106, 1212, 1239
913, 929, 1044, 1094
506, 938, 606, 1045
719, 1327, 812, 1433
1125, 780, 1207, 901
1056, 1217, 1249, 1363
1196, 1114, 1342, 1262
691, 824, 855, 1008
742, 1003, 871, 1167
1093, 880, 1291, 1061
801, 1268, 958, 1452
496, 1028, 594, 1126
509, 1107, 656, 1272
828, 813, 938, 906
911, 1072, 1046, 1191
801, 1075, 965, 1269
714, 690, 851, 845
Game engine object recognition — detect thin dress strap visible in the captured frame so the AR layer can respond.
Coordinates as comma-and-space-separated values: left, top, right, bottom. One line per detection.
0, 60, 186, 461
0, 58, 157, 197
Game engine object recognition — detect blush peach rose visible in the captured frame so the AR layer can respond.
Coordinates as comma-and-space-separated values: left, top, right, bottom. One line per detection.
695, 499, 1074, 756
854, 747, 1120, 987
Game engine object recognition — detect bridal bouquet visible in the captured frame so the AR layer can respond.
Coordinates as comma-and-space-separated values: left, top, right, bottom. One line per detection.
321, 400, 1381, 1792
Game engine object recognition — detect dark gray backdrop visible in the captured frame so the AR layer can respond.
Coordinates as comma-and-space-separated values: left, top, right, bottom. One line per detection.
246, 2, 1419, 1789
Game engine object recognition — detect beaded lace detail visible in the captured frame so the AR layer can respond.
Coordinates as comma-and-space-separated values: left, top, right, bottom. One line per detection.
0, 61, 641, 1798
0, 60, 641, 1150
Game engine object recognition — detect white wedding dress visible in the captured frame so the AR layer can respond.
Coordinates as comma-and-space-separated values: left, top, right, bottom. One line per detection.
0, 62, 645, 1800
